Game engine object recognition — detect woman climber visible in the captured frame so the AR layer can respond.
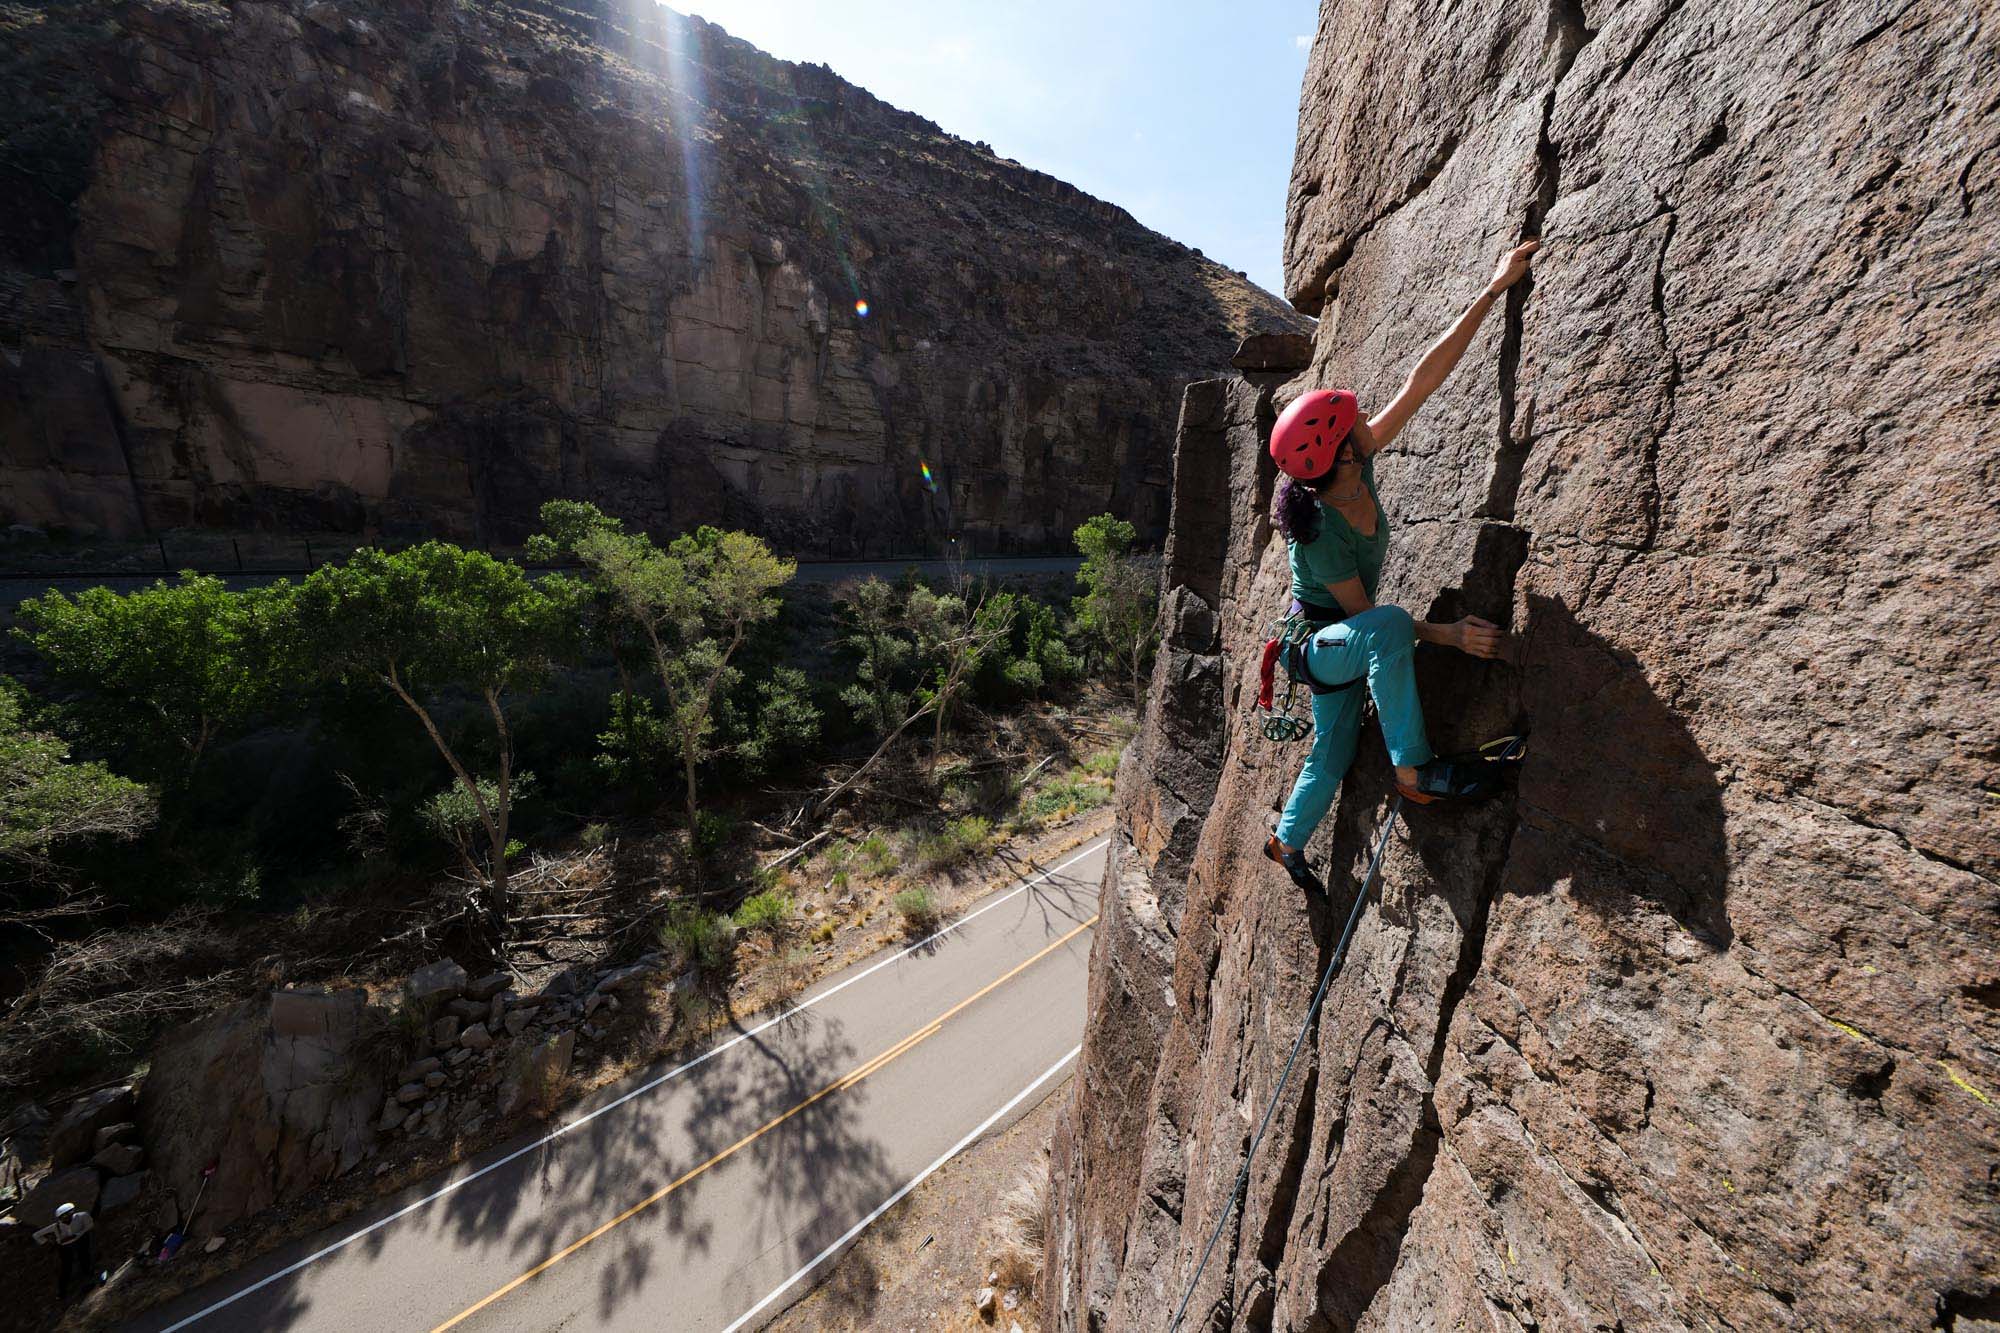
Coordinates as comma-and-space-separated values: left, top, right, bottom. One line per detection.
1262, 239, 1540, 900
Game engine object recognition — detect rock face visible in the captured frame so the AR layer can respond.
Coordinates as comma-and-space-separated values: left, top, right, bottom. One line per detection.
138, 988, 383, 1231
1043, 2, 1999, 1330
0, 0, 1299, 551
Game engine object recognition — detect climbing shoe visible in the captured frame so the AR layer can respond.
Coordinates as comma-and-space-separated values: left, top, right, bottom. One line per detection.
1395, 734, 1528, 805
1264, 835, 1327, 907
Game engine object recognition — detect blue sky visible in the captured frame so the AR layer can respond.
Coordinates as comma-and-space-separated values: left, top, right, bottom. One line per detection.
678, 0, 1317, 297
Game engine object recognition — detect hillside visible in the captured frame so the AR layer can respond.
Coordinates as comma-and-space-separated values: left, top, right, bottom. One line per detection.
0, 0, 1302, 554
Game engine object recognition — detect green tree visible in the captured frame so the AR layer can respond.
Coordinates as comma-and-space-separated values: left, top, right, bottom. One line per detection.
532, 503, 794, 868
1073, 514, 1158, 703
816, 577, 933, 816
836, 577, 921, 736
292, 544, 573, 935
15, 574, 293, 787
0, 683, 154, 905
908, 583, 1015, 780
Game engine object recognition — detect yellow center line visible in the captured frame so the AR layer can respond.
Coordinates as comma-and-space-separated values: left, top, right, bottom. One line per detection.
428, 912, 1099, 1332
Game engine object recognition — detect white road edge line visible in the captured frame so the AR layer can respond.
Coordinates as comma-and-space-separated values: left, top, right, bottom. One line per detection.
718, 1043, 1083, 1333
154, 837, 1109, 1333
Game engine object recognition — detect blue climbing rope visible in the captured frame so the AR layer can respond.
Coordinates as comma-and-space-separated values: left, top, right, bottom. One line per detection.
1166, 794, 1406, 1333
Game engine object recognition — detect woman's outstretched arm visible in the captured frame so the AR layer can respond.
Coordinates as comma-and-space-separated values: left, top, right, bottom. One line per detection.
1361, 240, 1541, 455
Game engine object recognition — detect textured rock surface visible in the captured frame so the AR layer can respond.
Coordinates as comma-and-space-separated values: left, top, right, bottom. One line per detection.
12, 1166, 101, 1231
138, 988, 383, 1230
1045, 1, 1999, 1329
45, 1085, 136, 1169
497, 1029, 574, 1119
0, 0, 1298, 551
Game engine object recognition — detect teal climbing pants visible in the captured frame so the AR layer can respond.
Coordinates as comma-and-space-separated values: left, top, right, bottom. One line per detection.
1273, 605, 1434, 848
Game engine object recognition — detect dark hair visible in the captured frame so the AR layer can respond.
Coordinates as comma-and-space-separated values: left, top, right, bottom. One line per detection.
1273, 475, 1323, 544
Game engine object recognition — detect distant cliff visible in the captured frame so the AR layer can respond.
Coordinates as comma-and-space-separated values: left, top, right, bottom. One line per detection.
1043, 0, 1998, 1329
0, 0, 1300, 553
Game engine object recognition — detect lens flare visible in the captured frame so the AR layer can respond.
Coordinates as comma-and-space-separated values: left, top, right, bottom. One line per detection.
919, 459, 937, 492
854, 298, 870, 318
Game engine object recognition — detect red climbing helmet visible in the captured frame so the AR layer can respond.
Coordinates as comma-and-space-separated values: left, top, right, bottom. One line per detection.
1269, 389, 1358, 482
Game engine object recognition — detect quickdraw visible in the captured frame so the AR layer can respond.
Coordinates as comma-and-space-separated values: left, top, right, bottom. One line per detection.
1251, 614, 1323, 743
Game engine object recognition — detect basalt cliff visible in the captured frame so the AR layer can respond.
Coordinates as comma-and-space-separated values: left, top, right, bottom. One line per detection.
1043, 1, 1997, 1330
0, 0, 1299, 553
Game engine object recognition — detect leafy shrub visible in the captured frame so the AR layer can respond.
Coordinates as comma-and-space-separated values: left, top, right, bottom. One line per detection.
594, 690, 672, 786
675, 986, 714, 1031
693, 809, 736, 855
778, 945, 814, 995
857, 833, 899, 879
721, 665, 822, 780
913, 815, 993, 873
734, 889, 794, 935
974, 596, 1082, 707
1014, 774, 1112, 828
660, 903, 736, 971
1081, 747, 1122, 777
420, 772, 535, 874
892, 886, 942, 934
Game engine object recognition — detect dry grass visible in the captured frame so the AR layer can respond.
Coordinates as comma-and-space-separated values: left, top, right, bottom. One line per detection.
986, 1156, 1051, 1294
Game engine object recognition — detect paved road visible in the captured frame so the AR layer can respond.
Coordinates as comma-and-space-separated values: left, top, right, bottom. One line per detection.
129, 837, 1108, 1333
0, 556, 1082, 613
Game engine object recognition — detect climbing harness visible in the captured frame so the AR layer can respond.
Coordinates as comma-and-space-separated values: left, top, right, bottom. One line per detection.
1167, 794, 1406, 1333
1251, 611, 1360, 744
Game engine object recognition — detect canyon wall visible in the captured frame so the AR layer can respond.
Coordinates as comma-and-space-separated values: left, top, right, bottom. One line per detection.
0, 0, 1299, 553
1044, 1, 1998, 1329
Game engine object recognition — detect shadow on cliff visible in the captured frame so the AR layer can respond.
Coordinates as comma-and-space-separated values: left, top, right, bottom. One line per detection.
1502, 591, 1732, 947
1411, 533, 1731, 948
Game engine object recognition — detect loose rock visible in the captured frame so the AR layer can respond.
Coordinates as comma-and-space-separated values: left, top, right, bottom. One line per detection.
48, 1086, 136, 1168
405, 960, 468, 1009
464, 972, 511, 1002
93, 1122, 139, 1153
91, 1142, 145, 1176
13, 1166, 100, 1229
498, 1031, 576, 1119
100, 1171, 147, 1213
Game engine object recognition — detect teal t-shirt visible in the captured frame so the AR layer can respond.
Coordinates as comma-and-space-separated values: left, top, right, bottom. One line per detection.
1288, 457, 1389, 604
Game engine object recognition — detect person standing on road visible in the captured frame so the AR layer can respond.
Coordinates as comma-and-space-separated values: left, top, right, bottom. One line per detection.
33, 1200, 98, 1302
